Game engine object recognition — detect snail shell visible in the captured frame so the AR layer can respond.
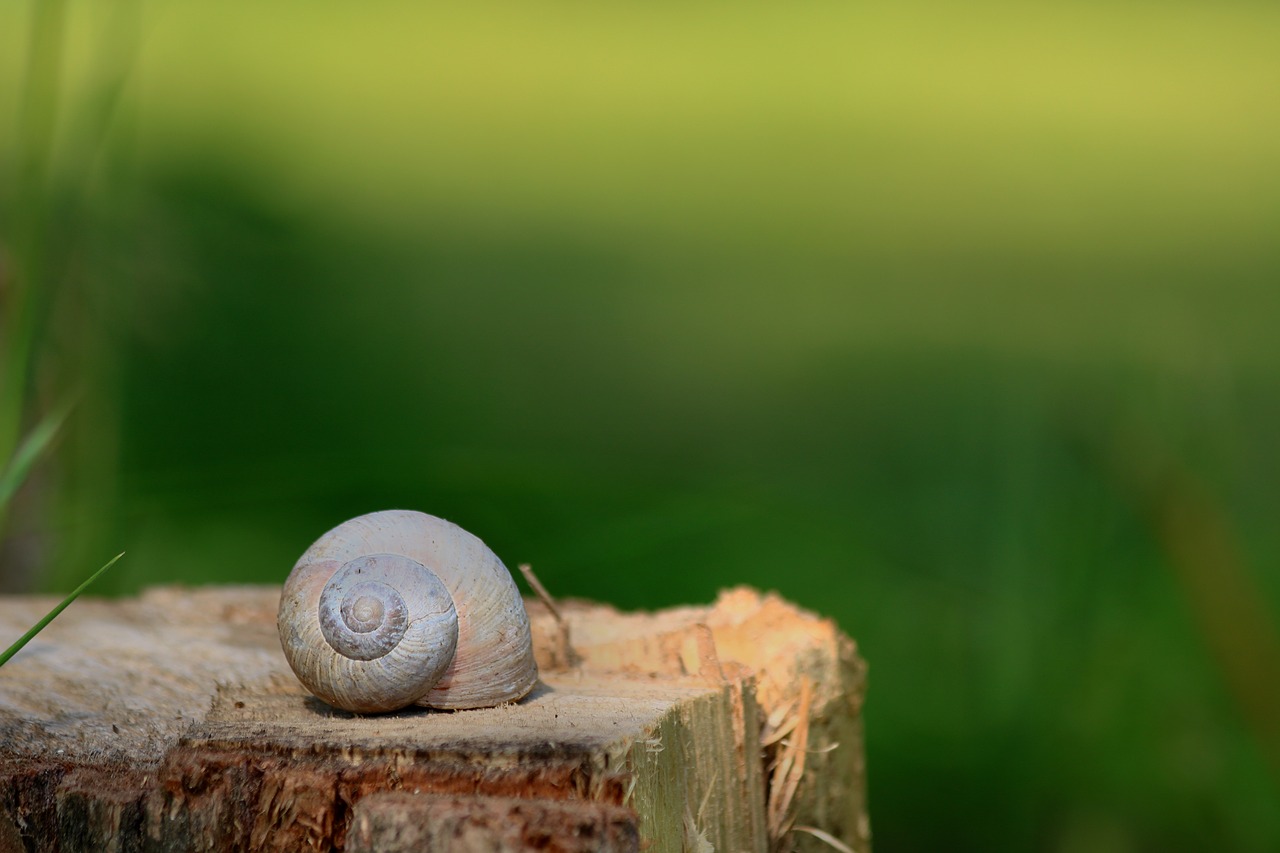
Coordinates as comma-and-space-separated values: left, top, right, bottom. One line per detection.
277, 510, 538, 713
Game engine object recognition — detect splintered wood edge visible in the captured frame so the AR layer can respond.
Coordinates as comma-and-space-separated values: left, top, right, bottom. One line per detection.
526, 586, 871, 853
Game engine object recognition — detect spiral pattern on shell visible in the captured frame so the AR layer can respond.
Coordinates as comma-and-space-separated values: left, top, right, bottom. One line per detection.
277, 510, 538, 714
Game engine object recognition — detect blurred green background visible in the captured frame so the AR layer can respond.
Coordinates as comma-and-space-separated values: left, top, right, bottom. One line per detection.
3, 0, 1279, 849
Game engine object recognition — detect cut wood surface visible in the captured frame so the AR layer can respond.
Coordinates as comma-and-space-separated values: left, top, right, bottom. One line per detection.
0, 586, 869, 853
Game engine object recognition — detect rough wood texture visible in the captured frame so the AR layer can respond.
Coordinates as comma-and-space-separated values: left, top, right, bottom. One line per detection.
0, 586, 868, 852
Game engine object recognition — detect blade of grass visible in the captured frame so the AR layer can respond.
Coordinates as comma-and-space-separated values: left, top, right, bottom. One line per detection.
1, 0, 69, 466
0, 397, 75, 512
0, 551, 123, 668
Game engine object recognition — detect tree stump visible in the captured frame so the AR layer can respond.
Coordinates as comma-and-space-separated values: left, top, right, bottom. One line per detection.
0, 586, 869, 852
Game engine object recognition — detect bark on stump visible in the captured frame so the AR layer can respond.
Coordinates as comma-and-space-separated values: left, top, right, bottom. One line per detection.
0, 586, 869, 852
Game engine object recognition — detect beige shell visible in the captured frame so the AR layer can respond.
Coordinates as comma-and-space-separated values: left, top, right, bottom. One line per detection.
277, 510, 538, 713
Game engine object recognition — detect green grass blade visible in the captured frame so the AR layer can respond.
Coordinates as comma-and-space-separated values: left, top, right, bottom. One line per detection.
0, 551, 124, 668
0, 397, 75, 512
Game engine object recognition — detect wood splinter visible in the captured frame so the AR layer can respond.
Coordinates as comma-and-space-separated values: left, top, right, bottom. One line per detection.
518, 562, 580, 671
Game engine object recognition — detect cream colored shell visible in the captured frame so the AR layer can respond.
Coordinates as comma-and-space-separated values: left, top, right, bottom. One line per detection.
277, 510, 538, 713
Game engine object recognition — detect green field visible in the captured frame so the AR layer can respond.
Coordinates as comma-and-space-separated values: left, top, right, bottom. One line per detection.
3, 1, 1279, 849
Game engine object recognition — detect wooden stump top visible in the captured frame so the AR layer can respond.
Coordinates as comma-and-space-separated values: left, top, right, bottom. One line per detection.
0, 586, 868, 853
